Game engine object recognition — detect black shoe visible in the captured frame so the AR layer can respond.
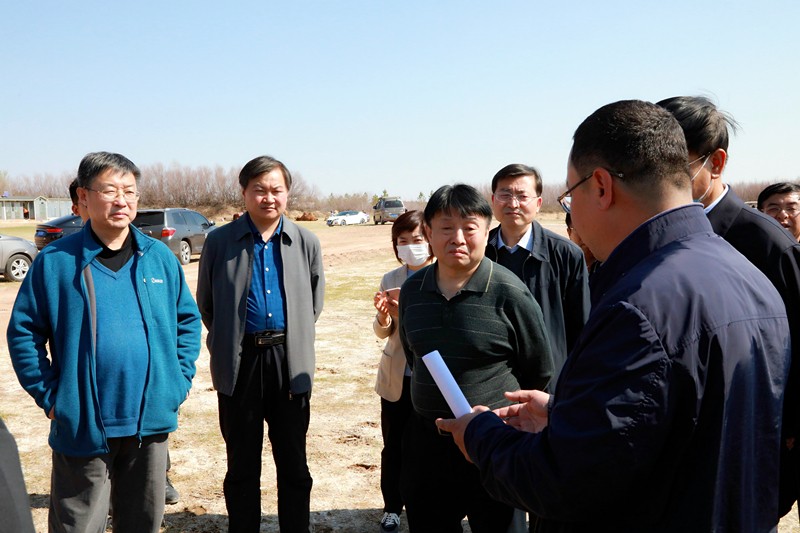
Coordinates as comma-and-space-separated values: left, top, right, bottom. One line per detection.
165, 475, 180, 505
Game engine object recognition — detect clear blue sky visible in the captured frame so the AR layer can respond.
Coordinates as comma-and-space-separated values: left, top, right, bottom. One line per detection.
1, 1, 797, 198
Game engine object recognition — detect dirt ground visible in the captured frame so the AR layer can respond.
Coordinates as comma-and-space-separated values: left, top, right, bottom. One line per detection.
1, 214, 799, 532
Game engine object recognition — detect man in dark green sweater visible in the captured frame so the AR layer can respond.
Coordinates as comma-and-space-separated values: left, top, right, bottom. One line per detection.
398, 183, 553, 533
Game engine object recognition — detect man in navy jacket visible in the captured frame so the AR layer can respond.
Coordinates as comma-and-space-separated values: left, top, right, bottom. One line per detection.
438, 100, 790, 532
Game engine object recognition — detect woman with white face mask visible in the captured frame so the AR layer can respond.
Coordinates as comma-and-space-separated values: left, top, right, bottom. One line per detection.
372, 210, 433, 533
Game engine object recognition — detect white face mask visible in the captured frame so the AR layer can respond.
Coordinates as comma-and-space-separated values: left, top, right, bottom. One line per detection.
690, 153, 712, 203
397, 243, 430, 267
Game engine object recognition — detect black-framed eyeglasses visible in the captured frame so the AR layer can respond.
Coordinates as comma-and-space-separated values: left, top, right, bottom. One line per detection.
557, 169, 624, 214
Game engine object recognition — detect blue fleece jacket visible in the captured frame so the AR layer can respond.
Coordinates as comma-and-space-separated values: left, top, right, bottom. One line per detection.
7, 222, 202, 457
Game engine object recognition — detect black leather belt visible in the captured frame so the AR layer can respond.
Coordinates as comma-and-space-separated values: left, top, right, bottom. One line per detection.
244, 331, 286, 347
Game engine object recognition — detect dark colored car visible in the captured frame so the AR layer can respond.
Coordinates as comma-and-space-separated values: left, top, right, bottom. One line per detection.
0, 234, 39, 281
34, 214, 84, 250
133, 208, 216, 265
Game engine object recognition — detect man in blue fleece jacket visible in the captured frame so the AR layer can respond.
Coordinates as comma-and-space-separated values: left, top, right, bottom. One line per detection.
7, 152, 201, 533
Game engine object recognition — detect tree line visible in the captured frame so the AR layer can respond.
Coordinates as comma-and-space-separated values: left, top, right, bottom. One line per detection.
1, 166, 792, 216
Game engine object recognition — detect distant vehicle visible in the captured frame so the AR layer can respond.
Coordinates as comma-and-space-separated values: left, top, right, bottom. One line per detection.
34, 214, 84, 250
373, 197, 406, 224
0, 234, 38, 281
326, 210, 369, 226
133, 208, 216, 265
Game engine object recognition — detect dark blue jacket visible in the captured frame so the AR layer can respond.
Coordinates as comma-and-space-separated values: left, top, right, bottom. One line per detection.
466, 205, 790, 532
485, 222, 590, 387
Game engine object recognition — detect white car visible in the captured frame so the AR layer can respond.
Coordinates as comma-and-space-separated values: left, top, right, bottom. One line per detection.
326, 210, 369, 226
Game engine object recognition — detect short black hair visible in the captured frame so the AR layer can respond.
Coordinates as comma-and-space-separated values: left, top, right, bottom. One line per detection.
570, 100, 690, 193
491, 164, 543, 196
391, 210, 432, 263
239, 155, 292, 191
68, 178, 80, 206
757, 182, 800, 210
424, 184, 492, 226
656, 96, 738, 156
76, 152, 140, 188
565, 212, 572, 229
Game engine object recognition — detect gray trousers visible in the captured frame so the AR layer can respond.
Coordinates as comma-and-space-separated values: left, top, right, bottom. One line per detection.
49, 434, 168, 533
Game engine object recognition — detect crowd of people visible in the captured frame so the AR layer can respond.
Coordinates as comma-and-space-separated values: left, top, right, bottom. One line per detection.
2, 95, 800, 533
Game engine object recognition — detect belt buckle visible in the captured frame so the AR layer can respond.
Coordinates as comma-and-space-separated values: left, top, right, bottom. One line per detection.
254, 331, 283, 347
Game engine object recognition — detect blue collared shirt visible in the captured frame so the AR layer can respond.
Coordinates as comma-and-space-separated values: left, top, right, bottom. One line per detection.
245, 214, 286, 333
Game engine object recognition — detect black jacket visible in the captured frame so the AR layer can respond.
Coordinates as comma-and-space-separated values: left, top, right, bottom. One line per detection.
485, 222, 590, 387
707, 188, 800, 437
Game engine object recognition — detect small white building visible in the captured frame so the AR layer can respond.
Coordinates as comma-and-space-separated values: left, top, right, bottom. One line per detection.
0, 196, 73, 221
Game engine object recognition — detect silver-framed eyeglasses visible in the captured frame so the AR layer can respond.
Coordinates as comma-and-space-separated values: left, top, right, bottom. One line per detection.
495, 192, 536, 206
557, 169, 624, 214
85, 187, 141, 202
765, 206, 800, 218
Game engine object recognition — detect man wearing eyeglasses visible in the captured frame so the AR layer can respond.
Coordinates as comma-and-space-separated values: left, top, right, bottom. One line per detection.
437, 100, 790, 531
659, 96, 800, 521
8, 152, 201, 533
485, 164, 589, 387
758, 182, 800, 242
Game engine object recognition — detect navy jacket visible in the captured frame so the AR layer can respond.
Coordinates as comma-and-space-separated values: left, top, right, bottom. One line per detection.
485, 222, 590, 386
465, 205, 790, 532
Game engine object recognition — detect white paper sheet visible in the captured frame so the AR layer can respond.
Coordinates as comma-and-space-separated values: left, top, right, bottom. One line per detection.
421, 350, 472, 417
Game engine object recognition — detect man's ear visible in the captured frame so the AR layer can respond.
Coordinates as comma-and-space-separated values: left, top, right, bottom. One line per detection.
709, 148, 727, 179
594, 168, 616, 211
77, 187, 89, 206
423, 223, 432, 242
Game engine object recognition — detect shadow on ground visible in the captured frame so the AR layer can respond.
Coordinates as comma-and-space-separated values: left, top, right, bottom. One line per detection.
161, 507, 400, 533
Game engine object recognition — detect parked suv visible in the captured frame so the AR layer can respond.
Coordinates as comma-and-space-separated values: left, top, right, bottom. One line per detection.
133, 208, 216, 265
373, 197, 406, 225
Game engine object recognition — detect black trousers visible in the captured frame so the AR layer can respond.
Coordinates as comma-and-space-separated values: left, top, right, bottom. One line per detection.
380, 375, 413, 514
400, 413, 514, 533
218, 342, 312, 533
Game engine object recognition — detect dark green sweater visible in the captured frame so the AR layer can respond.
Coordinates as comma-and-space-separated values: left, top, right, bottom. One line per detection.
399, 257, 554, 421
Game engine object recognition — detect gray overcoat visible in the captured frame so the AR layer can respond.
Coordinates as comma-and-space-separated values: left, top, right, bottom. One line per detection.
196, 214, 325, 396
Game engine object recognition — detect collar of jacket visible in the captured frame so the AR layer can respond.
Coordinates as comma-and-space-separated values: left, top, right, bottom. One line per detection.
487, 221, 549, 262
418, 256, 494, 295
232, 213, 296, 246
79, 221, 153, 269
705, 185, 742, 238
589, 204, 713, 306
